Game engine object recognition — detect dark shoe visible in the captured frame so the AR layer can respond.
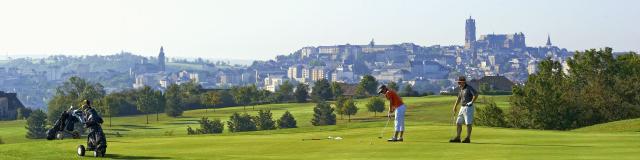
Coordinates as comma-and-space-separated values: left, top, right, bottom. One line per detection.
449, 138, 461, 143
387, 137, 398, 142
462, 138, 471, 143
396, 138, 403, 142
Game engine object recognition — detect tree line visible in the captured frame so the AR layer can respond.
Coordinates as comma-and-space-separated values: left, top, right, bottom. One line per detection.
476, 48, 640, 130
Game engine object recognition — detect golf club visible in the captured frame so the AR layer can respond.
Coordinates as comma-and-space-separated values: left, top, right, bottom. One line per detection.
378, 116, 391, 139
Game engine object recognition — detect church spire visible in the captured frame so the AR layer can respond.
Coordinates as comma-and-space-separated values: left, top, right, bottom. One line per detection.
546, 34, 552, 46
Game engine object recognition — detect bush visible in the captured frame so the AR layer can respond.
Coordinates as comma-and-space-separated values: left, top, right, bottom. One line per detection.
311, 101, 336, 126
187, 117, 225, 135
186, 126, 197, 135
277, 111, 297, 129
227, 112, 257, 132
254, 109, 276, 130
475, 100, 507, 127
25, 109, 48, 139
197, 117, 224, 134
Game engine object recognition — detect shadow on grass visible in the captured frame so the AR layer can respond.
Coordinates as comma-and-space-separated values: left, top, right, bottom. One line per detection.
118, 124, 161, 129
104, 128, 131, 131
165, 122, 198, 125
423, 141, 592, 148
471, 142, 592, 147
107, 154, 170, 159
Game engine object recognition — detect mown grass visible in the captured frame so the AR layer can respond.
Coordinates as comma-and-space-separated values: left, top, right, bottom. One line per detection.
1, 95, 639, 160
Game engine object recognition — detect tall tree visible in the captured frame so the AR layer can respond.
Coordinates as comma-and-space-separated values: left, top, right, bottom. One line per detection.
231, 86, 249, 111
165, 84, 184, 117
202, 91, 222, 113
136, 86, 159, 124
47, 77, 105, 124
311, 79, 333, 101
359, 75, 379, 95
331, 82, 343, 99
294, 83, 309, 103
277, 80, 294, 102
102, 94, 122, 127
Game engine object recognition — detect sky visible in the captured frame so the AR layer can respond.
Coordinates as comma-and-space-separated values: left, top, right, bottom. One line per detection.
0, 0, 638, 60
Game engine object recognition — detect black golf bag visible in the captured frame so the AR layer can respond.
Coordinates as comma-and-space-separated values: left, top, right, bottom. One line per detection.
46, 109, 83, 140
83, 108, 107, 156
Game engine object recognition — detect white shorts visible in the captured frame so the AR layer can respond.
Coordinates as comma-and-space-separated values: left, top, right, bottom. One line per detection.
394, 104, 406, 132
456, 105, 474, 125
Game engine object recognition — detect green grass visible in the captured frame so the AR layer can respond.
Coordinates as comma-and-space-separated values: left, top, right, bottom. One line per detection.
1, 95, 639, 160
573, 118, 640, 133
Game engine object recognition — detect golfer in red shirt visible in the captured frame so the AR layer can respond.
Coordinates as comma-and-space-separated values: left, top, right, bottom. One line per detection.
378, 85, 406, 142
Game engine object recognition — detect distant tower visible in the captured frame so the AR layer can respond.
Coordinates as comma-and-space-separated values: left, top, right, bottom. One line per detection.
159, 46, 165, 72
465, 16, 476, 49
546, 35, 552, 47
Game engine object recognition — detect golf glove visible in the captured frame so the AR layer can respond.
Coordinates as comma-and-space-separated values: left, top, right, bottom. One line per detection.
466, 102, 473, 106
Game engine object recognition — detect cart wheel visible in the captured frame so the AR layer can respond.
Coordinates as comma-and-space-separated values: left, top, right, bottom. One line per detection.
77, 145, 85, 156
94, 150, 100, 157
56, 133, 64, 140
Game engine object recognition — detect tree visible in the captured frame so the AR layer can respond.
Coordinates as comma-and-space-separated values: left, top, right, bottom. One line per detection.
47, 77, 105, 124
247, 84, 260, 110
227, 112, 257, 132
277, 80, 294, 102
101, 94, 123, 127
359, 75, 379, 95
311, 79, 333, 101
232, 86, 251, 111
202, 91, 222, 113
277, 111, 297, 129
25, 109, 47, 139
254, 109, 276, 130
334, 96, 348, 119
311, 101, 336, 126
165, 84, 184, 117
400, 84, 419, 97
343, 98, 359, 122
331, 82, 343, 99
387, 81, 399, 91
153, 90, 165, 122
294, 83, 309, 103
366, 97, 386, 116
136, 86, 162, 124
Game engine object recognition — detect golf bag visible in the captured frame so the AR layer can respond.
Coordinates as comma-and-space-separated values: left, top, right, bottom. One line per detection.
46, 109, 84, 140
83, 108, 107, 154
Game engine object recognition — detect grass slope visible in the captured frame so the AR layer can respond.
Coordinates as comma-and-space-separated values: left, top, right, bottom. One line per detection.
1, 95, 639, 160
573, 118, 640, 133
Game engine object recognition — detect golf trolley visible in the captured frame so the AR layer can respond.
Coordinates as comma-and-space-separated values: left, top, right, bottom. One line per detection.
45, 106, 107, 157
46, 108, 84, 140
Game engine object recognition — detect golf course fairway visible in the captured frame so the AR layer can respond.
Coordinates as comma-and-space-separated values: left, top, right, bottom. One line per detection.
1, 95, 638, 159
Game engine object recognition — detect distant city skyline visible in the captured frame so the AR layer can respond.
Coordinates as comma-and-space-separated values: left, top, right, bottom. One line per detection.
0, 0, 638, 60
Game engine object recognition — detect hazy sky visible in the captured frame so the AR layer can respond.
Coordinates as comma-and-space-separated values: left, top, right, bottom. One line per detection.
0, 0, 638, 60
